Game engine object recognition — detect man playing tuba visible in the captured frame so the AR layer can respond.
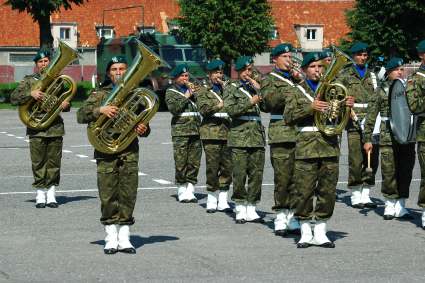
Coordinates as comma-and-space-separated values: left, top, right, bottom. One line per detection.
77, 56, 150, 254
10, 49, 70, 209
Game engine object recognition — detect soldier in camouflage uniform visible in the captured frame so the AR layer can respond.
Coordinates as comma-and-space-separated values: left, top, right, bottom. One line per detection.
165, 64, 202, 203
284, 53, 354, 248
77, 56, 150, 254
364, 57, 415, 221
10, 50, 70, 209
261, 43, 300, 236
223, 56, 265, 224
335, 42, 378, 209
406, 39, 425, 229
196, 59, 232, 213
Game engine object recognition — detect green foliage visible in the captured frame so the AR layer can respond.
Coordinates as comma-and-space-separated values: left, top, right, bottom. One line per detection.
177, 0, 274, 68
342, 0, 425, 61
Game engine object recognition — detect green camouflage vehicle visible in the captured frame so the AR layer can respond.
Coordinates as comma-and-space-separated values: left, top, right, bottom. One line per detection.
96, 32, 208, 109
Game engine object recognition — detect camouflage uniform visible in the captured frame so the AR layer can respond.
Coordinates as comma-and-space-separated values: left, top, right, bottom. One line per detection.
10, 73, 66, 189
336, 64, 378, 190
284, 81, 339, 221
165, 84, 202, 186
364, 80, 415, 200
196, 81, 232, 192
223, 80, 265, 204
77, 84, 149, 225
406, 66, 425, 208
261, 70, 297, 210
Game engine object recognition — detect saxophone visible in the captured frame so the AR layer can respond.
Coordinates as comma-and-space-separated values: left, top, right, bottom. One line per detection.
87, 40, 162, 154
313, 47, 351, 136
19, 40, 78, 129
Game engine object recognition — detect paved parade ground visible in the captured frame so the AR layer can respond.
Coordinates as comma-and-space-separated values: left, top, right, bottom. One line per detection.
0, 109, 425, 282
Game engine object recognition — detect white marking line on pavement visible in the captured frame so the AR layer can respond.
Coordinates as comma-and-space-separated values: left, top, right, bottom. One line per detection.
76, 154, 89, 158
70, 144, 92, 148
62, 150, 73, 153
24, 140, 29, 143
0, 173, 94, 179
153, 179, 173, 185
138, 172, 147, 176
161, 142, 173, 145
6, 134, 15, 137
90, 159, 96, 163
15, 136, 24, 139
0, 131, 6, 134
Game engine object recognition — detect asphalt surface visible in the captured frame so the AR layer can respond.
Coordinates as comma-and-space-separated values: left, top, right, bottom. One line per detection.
0, 109, 424, 282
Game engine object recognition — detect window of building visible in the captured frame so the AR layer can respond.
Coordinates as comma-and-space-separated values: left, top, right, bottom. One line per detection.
60, 27, 71, 40
9, 53, 36, 63
270, 26, 278, 40
96, 26, 115, 39
306, 28, 317, 41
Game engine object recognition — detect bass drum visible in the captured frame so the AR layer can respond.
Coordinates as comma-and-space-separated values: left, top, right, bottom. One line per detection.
389, 78, 417, 144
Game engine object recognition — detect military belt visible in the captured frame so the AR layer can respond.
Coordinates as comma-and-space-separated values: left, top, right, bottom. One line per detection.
237, 115, 261, 121
298, 126, 319, 132
212, 112, 229, 118
354, 103, 368, 108
270, 114, 284, 120
179, 112, 201, 117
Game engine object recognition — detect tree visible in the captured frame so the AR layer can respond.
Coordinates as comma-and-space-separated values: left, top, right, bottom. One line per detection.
5, 0, 86, 50
177, 0, 274, 72
341, 0, 425, 62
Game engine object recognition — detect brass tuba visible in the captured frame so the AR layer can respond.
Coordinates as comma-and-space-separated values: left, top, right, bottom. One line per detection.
19, 40, 78, 129
313, 47, 351, 136
87, 41, 162, 154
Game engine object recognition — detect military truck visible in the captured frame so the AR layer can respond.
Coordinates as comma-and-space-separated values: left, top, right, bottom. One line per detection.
96, 32, 208, 109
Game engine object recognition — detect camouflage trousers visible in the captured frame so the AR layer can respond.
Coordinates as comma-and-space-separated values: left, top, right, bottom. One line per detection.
293, 157, 339, 221
380, 144, 415, 199
29, 136, 63, 189
96, 151, 139, 225
347, 131, 377, 188
417, 142, 425, 207
202, 140, 232, 192
172, 135, 202, 185
270, 143, 296, 210
231, 147, 265, 204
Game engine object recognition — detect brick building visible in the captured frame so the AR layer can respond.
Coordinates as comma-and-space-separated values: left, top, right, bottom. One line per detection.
0, 0, 354, 82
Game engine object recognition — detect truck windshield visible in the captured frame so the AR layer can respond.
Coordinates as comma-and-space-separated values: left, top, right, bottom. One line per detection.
184, 48, 206, 62
161, 48, 183, 63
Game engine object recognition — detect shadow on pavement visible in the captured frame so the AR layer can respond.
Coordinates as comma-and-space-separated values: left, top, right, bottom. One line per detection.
25, 195, 97, 205
373, 206, 423, 228
90, 235, 179, 249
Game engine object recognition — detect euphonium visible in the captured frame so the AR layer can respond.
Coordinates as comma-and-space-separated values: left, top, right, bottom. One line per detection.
87, 41, 162, 154
19, 40, 78, 129
313, 47, 351, 136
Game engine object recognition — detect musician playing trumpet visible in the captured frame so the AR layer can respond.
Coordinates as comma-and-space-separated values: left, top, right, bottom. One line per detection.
223, 56, 265, 223
77, 56, 150, 254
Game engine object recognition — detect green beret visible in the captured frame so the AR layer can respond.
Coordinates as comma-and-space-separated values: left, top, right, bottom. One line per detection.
206, 59, 225, 71
33, 49, 51, 62
271, 43, 293, 57
106, 55, 128, 71
301, 52, 321, 67
170, 63, 189, 78
319, 49, 332, 59
350, 42, 368, 54
234, 56, 253, 71
417, 39, 425, 53
385, 57, 404, 71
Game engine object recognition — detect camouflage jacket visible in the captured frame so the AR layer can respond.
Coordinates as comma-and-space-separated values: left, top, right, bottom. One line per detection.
76, 84, 149, 159
261, 70, 297, 144
363, 80, 393, 146
406, 67, 425, 142
195, 81, 230, 140
10, 73, 67, 138
165, 84, 201, 137
284, 81, 339, 159
223, 80, 265, 148
335, 64, 376, 131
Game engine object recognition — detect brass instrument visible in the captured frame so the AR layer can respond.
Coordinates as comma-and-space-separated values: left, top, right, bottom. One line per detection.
19, 40, 78, 129
87, 40, 163, 154
313, 47, 351, 136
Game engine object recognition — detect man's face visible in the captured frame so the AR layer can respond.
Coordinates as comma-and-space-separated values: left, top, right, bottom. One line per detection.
419, 52, 425, 64
239, 64, 253, 81
175, 72, 189, 85
209, 70, 224, 84
108, 63, 127, 84
304, 61, 322, 81
353, 52, 368, 66
388, 67, 404, 81
35, 57, 50, 72
274, 52, 292, 71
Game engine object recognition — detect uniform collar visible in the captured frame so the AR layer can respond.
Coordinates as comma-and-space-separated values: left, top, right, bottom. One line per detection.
306, 79, 319, 92
354, 64, 367, 79
274, 67, 291, 79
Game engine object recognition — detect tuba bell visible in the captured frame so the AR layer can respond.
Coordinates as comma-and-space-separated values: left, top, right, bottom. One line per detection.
87, 40, 163, 154
19, 40, 78, 130
313, 47, 351, 136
